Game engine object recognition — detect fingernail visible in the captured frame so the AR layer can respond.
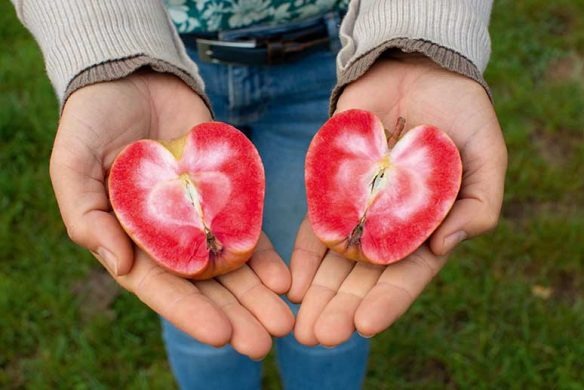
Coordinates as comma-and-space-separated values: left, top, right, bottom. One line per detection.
322, 345, 336, 349
251, 356, 265, 362
358, 332, 374, 339
443, 231, 467, 253
96, 247, 119, 276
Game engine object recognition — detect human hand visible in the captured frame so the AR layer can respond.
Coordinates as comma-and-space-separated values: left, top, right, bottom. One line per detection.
288, 55, 507, 346
50, 72, 294, 359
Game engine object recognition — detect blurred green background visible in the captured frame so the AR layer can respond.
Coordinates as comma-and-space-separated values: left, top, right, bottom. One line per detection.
1, 1, 583, 388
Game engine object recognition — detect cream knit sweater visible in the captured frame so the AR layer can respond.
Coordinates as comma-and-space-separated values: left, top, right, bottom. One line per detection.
11, 0, 493, 111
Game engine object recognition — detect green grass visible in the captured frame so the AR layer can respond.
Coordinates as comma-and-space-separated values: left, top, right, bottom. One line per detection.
1, 0, 583, 388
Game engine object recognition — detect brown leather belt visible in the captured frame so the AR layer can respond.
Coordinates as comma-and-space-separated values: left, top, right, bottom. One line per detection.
180, 11, 343, 66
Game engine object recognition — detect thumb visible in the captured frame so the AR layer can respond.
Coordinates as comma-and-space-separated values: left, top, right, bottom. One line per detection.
50, 143, 133, 276
430, 131, 507, 256
430, 198, 498, 256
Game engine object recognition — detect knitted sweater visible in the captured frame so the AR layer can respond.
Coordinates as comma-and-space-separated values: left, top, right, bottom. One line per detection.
10, 0, 493, 111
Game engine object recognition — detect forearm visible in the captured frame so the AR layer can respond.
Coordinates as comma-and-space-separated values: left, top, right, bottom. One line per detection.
11, 0, 207, 109
332, 0, 493, 112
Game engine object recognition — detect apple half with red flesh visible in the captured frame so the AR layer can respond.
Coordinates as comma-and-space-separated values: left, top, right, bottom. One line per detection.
108, 122, 265, 280
305, 109, 462, 265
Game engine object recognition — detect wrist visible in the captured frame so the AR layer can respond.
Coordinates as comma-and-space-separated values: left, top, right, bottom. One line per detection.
331, 42, 493, 115
63, 57, 211, 115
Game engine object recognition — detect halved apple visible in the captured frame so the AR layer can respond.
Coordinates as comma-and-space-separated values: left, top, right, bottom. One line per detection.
108, 122, 265, 279
305, 109, 462, 264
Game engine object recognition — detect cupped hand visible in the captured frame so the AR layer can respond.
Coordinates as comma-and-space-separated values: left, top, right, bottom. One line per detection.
288, 55, 507, 346
50, 71, 294, 359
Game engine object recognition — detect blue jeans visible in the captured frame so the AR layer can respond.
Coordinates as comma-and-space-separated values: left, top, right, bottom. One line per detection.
161, 42, 370, 390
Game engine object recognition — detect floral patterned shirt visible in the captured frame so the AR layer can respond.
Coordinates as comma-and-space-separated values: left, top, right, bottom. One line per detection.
165, 0, 348, 33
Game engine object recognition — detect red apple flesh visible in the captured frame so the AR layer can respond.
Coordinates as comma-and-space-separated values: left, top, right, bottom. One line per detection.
305, 109, 462, 265
108, 122, 265, 279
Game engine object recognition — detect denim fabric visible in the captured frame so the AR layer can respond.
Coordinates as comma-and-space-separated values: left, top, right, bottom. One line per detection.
161, 37, 370, 390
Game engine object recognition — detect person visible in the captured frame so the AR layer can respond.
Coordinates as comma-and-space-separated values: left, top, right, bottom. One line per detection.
12, 0, 507, 388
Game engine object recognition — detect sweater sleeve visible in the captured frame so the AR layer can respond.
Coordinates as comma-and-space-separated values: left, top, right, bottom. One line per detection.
10, 0, 208, 109
331, 0, 493, 112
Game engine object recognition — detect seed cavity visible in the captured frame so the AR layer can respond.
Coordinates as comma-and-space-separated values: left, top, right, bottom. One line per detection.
182, 175, 223, 256
370, 168, 386, 193
346, 168, 386, 248
346, 117, 407, 248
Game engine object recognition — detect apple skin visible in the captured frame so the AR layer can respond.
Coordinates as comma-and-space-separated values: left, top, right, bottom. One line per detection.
305, 109, 462, 265
108, 122, 265, 280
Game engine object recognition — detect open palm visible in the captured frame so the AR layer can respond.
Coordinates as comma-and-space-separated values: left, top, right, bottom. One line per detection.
50, 72, 293, 359
288, 55, 507, 346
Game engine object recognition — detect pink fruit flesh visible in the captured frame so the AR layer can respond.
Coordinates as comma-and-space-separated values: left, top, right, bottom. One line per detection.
108, 122, 264, 279
305, 109, 462, 264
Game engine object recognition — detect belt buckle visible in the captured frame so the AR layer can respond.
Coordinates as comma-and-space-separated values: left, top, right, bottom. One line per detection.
196, 38, 258, 64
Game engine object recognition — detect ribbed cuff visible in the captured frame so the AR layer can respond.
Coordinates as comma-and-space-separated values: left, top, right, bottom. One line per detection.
14, 0, 205, 107
330, 38, 492, 114
332, 0, 493, 113
63, 55, 211, 113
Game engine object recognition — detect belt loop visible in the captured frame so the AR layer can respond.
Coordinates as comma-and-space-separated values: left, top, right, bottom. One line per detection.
324, 11, 342, 53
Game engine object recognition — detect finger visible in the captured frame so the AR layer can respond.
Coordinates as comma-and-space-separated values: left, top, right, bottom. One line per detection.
288, 217, 328, 303
314, 263, 384, 346
196, 279, 273, 360
294, 251, 354, 346
431, 122, 507, 255
355, 246, 447, 337
218, 265, 294, 337
50, 143, 133, 275
116, 250, 232, 348
248, 233, 291, 295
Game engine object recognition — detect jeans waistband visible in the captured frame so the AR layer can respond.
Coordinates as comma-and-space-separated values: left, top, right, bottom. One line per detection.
180, 11, 343, 66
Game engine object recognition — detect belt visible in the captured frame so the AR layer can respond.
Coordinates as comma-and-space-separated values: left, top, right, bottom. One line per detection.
180, 11, 343, 66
